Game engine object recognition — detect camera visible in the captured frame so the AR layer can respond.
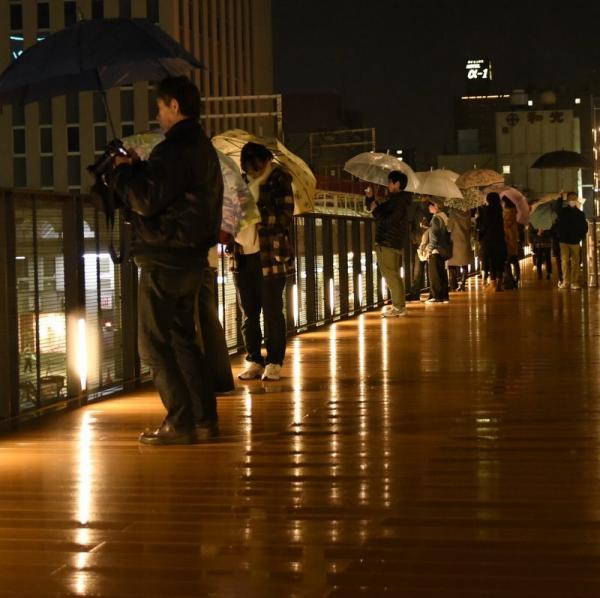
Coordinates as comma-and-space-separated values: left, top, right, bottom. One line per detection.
87, 138, 128, 180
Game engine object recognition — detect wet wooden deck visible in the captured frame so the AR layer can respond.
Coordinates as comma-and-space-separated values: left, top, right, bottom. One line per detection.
1, 266, 600, 597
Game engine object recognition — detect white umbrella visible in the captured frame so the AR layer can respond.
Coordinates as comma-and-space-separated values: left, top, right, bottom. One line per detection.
424, 168, 460, 182
344, 152, 419, 192
415, 171, 463, 199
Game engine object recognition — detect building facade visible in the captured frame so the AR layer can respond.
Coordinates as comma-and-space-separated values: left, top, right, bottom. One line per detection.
0, 0, 273, 192
439, 90, 597, 213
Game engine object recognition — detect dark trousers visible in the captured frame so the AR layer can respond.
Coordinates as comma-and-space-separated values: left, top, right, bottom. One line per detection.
428, 254, 449, 300
408, 252, 426, 299
506, 257, 521, 282
534, 248, 552, 278
234, 253, 287, 366
138, 266, 217, 430
198, 267, 234, 393
552, 238, 564, 282
448, 265, 467, 290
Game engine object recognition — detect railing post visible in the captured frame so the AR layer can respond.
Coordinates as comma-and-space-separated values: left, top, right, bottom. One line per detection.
120, 221, 139, 391
322, 217, 334, 321
364, 220, 374, 307
352, 220, 362, 312
287, 218, 298, 332
63, 195, 86, 402
0, 190, 19, 421
338, 218, 349, 316
304, 216, 317, 326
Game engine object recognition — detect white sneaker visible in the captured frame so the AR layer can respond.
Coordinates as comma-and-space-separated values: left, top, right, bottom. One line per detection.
238, 362, 264, 380
262, 363, 282, 381
382, 307, 406, 318
558, 281, 568, 289
570, 283, 582, 290
381, 305, 393, 315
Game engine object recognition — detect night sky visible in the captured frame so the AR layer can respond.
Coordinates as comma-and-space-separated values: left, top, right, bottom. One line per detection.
273, 0, 600, 157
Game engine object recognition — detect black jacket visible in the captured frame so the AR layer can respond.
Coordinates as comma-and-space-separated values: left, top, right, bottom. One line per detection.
112, 119, 224, 268
372, 191, 411, 250
557, 206, 588, 244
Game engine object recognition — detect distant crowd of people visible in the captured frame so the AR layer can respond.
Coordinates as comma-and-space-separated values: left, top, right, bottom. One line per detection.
365, 172, 589, 317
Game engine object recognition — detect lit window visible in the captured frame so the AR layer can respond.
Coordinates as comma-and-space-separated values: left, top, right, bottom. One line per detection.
502, 165, 511, 174
527, 100, 533, 107
575, 98, 581, 105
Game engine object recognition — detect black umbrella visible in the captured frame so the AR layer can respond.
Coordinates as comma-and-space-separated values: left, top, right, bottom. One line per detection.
531, 150, 591, 169
0, 18, 203, 137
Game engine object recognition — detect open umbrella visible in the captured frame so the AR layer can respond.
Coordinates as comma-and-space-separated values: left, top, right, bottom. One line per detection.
0, 18, 202, 137
529, 202, 557, 231
212, 129, 315, 215
531, 150, 590, 169
122, 131, 260, 237
484, 184, 530, 225
444, 187, 486, 210
416, 171, 463, 199
344, 152, 419, 192
455, 169, 504, 189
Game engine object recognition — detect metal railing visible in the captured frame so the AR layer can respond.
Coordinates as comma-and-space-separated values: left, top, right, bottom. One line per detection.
0, 189, 385, 426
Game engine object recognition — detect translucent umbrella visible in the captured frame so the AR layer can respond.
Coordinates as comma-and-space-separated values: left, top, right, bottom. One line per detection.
416, 171, 463, 199
122, 131, 260, 237
344, 152, 419, 192
211, 129, 315, 215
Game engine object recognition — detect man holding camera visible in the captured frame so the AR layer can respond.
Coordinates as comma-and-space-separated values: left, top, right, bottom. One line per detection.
111, 76, 223, 445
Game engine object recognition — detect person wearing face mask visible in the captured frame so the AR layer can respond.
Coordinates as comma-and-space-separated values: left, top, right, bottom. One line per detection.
557, 192, 588, 290
231, 143, 295, 382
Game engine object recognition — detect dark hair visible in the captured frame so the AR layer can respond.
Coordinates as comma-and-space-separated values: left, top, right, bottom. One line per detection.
241, 142, 274, 173
156, 76, 201, 120
388, 170, 408, 189
486, 192, 502, 211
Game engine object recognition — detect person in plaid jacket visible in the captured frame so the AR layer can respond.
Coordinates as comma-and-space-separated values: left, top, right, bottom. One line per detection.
231, 142, 295, 381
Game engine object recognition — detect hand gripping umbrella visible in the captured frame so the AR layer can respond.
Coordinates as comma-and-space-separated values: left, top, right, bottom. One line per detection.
0, 18, 203, 138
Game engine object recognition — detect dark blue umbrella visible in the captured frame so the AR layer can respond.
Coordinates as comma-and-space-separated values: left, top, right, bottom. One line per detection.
0, 18, 203, 135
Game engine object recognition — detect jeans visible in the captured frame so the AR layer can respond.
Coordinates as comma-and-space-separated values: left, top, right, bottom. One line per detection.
428, 254, 449, 300
560, 243, 582, 286
198, 267, 234, 393
138, 265, 217, 430
234, 253, 288, 366
376, 245, 405, 309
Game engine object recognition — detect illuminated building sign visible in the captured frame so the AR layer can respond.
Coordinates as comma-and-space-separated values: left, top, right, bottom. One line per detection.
466, 59, 492, 81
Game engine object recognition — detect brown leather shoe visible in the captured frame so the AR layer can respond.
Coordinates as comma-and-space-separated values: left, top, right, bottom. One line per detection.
139, 423, 197, 446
